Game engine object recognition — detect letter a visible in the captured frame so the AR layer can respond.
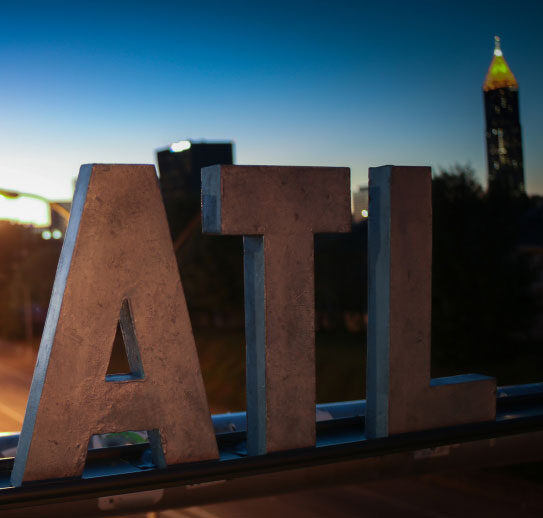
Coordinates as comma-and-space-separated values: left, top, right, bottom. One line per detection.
12, 164, 218, 485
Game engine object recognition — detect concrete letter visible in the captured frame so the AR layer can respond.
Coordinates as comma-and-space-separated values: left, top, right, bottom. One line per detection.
12, 164, 218, 485
366, 166, 496, 438
202, 165, 351, 455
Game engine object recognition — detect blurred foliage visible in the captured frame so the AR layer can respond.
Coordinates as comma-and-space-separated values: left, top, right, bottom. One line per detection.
179, 233, 245, 314
194, 328, 365, 412
314, 222, 366, 324
0, 222, 61, 339
431, 164, 540, 373
163, 195, 246, 326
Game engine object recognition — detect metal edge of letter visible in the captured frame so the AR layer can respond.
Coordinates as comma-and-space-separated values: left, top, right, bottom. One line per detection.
12, 164, 93, 486
201, 165, 222, 233
366, 165, 391, 439
201, 164, 267, 453
243, 236, 266, 456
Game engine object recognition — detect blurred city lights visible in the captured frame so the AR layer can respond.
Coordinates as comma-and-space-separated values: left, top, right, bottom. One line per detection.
361, 209, 368, 218
0, 194, 50, 227
169, 140, 191, 153
41, 230, 52, 240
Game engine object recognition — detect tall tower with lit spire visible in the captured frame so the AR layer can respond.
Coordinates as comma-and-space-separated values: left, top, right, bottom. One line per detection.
483, 36, 524, 196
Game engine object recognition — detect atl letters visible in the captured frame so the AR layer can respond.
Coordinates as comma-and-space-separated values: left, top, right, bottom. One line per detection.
10, 164, 495, 485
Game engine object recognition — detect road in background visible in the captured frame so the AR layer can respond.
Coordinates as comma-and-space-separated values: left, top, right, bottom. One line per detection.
0, 342, 34, 431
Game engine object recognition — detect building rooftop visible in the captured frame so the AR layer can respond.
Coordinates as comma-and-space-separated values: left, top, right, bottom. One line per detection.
483, 36, 518, 92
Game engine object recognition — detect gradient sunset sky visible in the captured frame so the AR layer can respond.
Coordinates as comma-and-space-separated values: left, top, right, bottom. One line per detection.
1, 0, 542, 201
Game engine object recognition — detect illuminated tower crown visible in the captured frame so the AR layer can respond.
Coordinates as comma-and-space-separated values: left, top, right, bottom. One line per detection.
483, 36, 524, 196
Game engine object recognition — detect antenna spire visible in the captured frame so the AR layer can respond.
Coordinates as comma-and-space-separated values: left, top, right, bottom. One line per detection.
494, 35, 503, 56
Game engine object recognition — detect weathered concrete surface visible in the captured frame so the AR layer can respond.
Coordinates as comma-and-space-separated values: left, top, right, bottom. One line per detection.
366, 166, 496, 438
12, 164, 218, 485
202, 165, 351, 455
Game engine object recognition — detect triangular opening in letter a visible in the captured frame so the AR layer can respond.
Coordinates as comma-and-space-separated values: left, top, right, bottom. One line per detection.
106, 299, 145, 382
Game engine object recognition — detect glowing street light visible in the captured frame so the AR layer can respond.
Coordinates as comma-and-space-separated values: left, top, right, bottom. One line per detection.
0, 188, 70, 226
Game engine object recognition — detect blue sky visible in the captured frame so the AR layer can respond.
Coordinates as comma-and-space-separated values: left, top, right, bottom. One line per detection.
1, 0, 542, 200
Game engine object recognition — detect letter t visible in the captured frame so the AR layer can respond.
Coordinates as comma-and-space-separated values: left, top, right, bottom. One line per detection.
202, 165, 351, 455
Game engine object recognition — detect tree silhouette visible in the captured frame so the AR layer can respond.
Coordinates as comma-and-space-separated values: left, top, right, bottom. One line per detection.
431, 165, 538, 372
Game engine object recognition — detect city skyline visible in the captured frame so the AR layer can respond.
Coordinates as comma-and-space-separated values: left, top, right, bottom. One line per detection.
1, 1, 542, 210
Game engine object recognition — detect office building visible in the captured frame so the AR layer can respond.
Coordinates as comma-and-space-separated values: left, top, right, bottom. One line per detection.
157, 140, 233, 237
483, 36, 524, 196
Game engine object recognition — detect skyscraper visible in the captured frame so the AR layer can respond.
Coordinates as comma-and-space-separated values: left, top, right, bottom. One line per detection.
483, 36, 524, 196
156, 140, 233, 239
155, 140, 244, 326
